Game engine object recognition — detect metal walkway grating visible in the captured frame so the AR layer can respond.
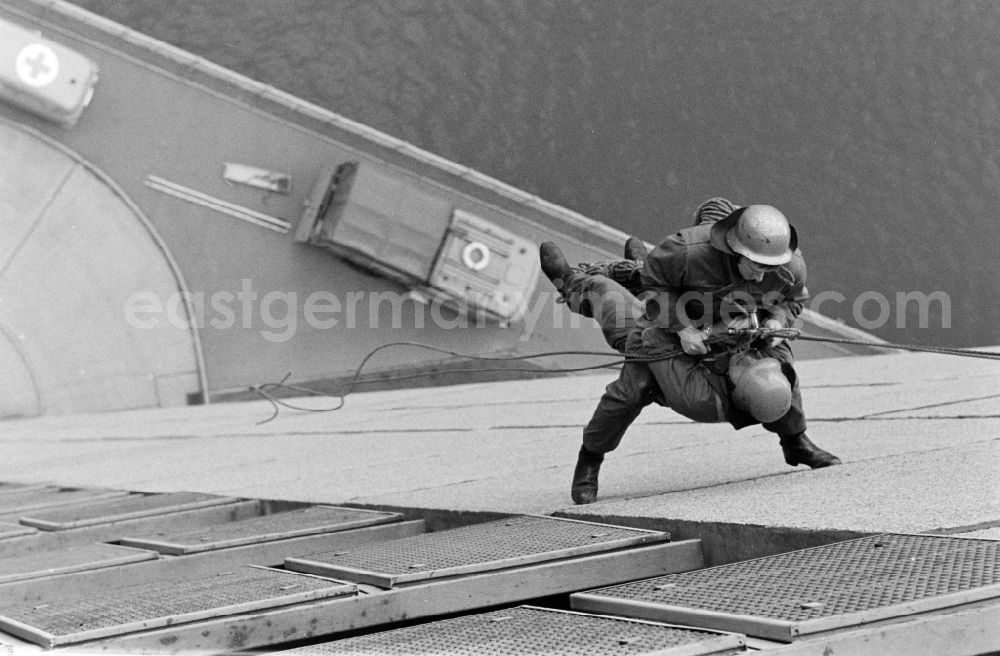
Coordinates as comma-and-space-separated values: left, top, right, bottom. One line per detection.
0, 487, 128, 515
0, 543, 155, 584
18, 491, 238, 530
572, 534, 1000, 642
0, 483, 46, 495
285, 515, 668, 588
120, 506, 402, 554
271, 606, 745, 656
0, 521, 34, 540
0, 566, 356, 648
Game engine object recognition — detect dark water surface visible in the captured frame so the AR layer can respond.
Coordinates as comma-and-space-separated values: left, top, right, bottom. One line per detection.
69, 0, 1000, 347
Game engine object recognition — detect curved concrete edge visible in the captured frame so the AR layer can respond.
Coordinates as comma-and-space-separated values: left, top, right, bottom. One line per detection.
0, 117, 207, 416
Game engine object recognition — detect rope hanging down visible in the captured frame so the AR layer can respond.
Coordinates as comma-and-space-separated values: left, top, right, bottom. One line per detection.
248, 329, 999, 423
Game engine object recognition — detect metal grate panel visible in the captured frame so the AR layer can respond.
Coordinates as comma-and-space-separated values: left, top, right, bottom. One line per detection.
0, 543, 155, 584
273, 606, 745, 656
119, 506, 401, 554
0, 521, 34, 540
0, 488, 127, 515
572, 534, 1000, 642
0, 483, 46, 496
285, 515, 667, 588
18, 491, 238, 530
0, 566, 356, 648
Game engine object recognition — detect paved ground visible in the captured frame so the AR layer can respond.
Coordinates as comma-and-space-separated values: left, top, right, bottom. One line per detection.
1, 346, 997, 561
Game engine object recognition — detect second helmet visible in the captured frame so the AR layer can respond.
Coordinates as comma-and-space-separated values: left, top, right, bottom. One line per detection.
729, 353, 793, 424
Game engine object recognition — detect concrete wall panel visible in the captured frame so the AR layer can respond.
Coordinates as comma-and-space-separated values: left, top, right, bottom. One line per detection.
0, 121, 202, 416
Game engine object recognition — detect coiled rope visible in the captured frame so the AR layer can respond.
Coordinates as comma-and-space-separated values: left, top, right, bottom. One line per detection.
248, 329, 998, 423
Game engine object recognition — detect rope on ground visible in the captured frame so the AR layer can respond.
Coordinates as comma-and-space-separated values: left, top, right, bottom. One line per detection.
247, 343, 679, 425
248, 331, 999, 423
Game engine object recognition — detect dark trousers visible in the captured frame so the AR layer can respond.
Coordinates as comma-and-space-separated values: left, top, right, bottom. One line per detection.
565, 274, 807, 455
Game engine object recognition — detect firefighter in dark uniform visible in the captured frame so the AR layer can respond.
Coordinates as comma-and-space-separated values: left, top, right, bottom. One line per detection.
540, 198, 841, 505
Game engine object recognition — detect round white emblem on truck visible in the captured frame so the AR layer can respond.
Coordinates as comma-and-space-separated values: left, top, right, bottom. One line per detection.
461, 241, 491, 271
15, 43, 59, 87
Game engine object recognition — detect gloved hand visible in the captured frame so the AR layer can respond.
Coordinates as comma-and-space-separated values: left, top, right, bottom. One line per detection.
725, 316, 753, 333
677, 325, 711, 355
763, 318, 785, 347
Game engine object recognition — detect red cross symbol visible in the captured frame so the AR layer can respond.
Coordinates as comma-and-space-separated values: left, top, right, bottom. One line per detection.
23, 50, 52, 80
15, 43, 60, 87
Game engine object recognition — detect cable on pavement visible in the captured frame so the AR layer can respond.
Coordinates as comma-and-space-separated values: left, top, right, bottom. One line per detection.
248, 330, 998, 423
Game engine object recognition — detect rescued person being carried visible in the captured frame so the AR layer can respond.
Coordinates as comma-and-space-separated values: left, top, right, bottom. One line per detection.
539, 198, 841, 505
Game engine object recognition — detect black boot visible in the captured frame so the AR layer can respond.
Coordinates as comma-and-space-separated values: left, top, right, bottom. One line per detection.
571, 446, 604, 505
540, 242, 593, 317
540, 241, 574, 288
779, 433, 842, 468
624, 237, 648, 263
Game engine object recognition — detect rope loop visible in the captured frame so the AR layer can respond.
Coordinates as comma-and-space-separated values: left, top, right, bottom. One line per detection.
248, 331, 998, 423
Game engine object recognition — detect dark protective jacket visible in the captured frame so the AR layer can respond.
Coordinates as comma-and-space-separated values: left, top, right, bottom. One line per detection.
630, 222, 809, 433
638, 222, 808, 333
